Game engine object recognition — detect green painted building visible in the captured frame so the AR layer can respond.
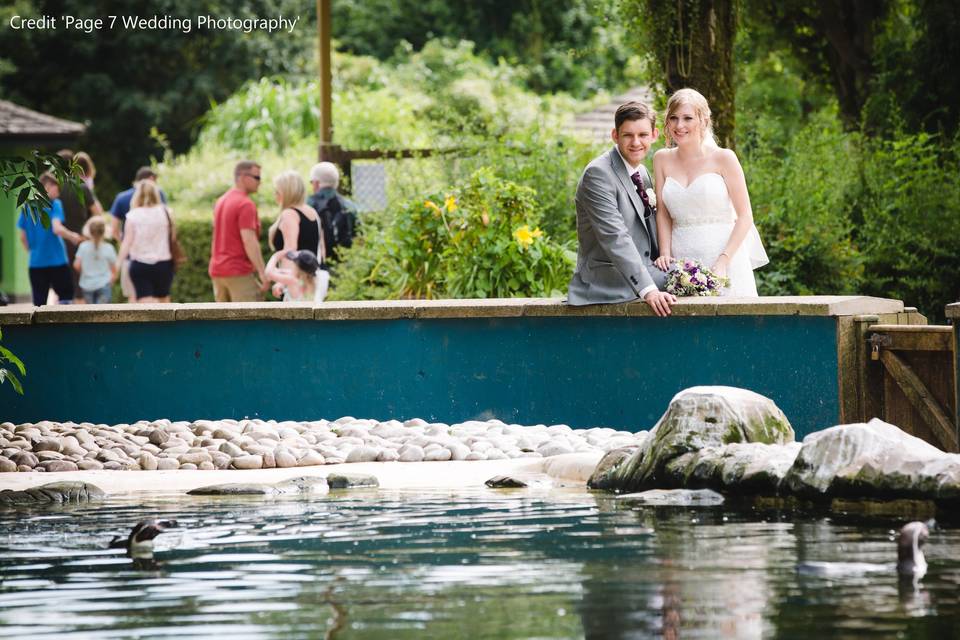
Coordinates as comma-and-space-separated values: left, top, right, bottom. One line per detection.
0, 100, 86, 302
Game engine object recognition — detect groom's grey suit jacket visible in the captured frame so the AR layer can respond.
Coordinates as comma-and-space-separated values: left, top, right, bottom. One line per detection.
567, 147, 666, 305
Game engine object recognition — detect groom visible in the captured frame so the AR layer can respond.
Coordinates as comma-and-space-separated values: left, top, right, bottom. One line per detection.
567, 101, 676, 316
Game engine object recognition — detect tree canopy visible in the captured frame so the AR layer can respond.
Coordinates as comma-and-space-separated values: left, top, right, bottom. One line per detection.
0, 0, 315, 194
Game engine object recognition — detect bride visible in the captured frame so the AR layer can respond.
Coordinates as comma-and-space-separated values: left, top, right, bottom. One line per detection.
652, 88, 767, 296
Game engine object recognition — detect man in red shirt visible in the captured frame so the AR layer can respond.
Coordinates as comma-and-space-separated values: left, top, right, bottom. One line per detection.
208, 160, 268, 302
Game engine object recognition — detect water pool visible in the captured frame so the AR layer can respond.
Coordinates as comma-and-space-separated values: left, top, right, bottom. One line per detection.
1, 490, 958, 638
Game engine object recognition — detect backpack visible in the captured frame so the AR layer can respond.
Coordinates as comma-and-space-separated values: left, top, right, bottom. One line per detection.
317, 194, 357, 261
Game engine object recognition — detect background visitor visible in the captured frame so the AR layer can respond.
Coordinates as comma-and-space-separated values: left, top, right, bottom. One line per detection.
116, 180, 175, 303
73, 217, 118, 304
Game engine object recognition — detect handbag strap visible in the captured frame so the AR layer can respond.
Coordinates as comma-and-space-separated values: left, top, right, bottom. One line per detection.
163, 206, 176, 240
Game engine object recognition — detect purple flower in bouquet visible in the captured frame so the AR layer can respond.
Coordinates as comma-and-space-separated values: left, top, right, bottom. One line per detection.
665, 258, 729, 297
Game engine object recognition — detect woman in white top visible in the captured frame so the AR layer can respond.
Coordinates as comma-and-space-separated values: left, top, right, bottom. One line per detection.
116, 180, 175, 303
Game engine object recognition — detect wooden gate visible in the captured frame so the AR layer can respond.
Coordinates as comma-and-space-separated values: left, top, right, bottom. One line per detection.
865, 324, 958, 452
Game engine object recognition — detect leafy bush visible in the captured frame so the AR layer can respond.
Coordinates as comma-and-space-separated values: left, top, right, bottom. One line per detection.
858, 132, 960, 319
438, 171, 573, 298
331, 0, 636, 98
197, 40, 587, 154
744, 111, 864, 296
0, 328, 26, 395
743, 110, 960, 319
334, 169, 573, 299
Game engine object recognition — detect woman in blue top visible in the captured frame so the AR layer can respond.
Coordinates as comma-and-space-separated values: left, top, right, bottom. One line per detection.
16, 174, 84, 305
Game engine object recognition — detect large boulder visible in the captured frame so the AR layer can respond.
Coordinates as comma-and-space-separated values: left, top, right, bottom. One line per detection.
782, 418, 960, 502
587, 447, 639, 490
660, 441, 802, 494
591, 386, 794, 492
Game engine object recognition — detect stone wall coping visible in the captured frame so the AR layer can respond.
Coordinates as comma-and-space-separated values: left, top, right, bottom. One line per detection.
0, 296, 905, 325
946, 302, 960, 319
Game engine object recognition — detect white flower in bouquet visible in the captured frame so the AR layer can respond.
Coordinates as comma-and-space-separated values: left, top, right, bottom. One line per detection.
645, 188, 656, 208
665, 259, 729, 297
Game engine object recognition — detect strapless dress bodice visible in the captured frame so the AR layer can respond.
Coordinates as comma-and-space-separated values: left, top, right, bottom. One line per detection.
661, 172, 736, 228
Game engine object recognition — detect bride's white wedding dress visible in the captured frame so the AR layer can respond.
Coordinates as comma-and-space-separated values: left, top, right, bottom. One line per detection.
661, 172, 768, 297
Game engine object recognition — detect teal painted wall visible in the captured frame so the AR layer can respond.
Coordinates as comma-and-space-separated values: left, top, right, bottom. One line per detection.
0, 315, 839, 438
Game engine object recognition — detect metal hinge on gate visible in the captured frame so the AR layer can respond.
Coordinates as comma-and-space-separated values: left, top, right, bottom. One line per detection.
868, 333, 893, 361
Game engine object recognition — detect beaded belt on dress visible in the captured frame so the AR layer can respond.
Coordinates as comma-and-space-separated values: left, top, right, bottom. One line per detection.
672, 217, 734, 228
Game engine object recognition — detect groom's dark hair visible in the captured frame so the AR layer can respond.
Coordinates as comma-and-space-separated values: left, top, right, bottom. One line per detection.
615, 101, 657, 131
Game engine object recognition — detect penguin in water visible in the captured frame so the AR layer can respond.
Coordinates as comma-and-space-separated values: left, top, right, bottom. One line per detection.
797, 520, 933, 580
897, 520, 930, 579
109, 518, 179, 559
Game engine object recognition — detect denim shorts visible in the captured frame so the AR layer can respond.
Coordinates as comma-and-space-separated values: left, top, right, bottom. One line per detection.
81, 284, 113, 304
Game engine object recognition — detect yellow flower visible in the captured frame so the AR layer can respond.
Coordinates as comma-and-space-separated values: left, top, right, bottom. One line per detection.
444, 195, 457, 212
513, 225, 542, 248
424, 200, 442, 216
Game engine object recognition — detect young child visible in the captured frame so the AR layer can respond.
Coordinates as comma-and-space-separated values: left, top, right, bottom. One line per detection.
74, 217, 118, 304
264, 250, 329, 302
16, 173, 83, 305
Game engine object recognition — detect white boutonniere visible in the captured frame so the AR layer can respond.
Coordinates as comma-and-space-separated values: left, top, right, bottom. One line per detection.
645, 188, 657, 208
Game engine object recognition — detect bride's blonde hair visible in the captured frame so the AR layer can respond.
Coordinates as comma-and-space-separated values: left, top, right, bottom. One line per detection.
665, 88, 719, 149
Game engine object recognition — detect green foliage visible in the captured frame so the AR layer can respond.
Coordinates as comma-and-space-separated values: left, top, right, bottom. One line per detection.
325, 210, 405, 301
332, 0, 636, 97
0, 328, 26, 395
857, 131, 960, 318
0, 0, 316, 196
744, 109, 960, 319
197, 40, 583, 154
0, 152, 83, 225
167, 217, 214, 303
863, 1, 960, 137
335, 170, 573, 300
735, 22, 834, 155
198, 78, 321, 152
744, 111, 864, 296
162, 42, 597, 243
452, 125, 597, 244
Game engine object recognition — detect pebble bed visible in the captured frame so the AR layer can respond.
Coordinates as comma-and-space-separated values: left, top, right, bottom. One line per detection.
0, 417, 648, 473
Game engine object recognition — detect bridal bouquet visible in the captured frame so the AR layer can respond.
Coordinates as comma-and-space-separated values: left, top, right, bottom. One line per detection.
665, 259, 729, 297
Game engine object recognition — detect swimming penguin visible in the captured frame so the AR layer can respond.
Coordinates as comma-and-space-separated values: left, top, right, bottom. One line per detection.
797, 520, 932, 580
109, 518, 179, 557
897, 520, 930, 579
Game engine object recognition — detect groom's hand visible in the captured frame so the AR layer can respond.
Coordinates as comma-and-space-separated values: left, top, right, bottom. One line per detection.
644, 290, 677, 317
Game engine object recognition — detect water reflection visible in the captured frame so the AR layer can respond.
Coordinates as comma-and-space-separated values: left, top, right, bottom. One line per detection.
0, 490, 957, 638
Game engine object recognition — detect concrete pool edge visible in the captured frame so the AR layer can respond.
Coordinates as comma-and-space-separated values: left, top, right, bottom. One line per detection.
1, 295, 906, 323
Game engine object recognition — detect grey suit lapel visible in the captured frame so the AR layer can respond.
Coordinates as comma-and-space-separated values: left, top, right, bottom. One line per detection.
607, 148, 652, 243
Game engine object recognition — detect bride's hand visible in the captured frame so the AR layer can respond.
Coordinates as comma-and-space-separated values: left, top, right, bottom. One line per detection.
711, 254, 730, 278
654, 255, 673, 271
